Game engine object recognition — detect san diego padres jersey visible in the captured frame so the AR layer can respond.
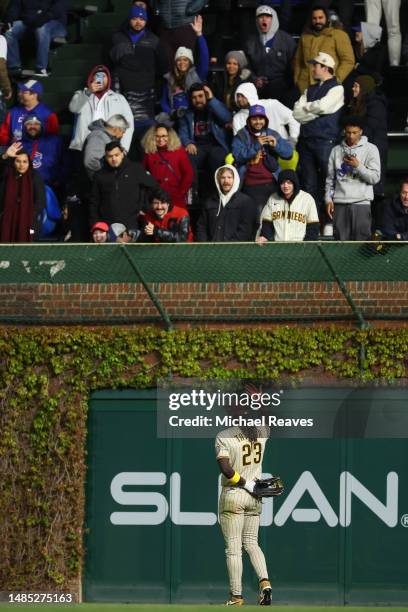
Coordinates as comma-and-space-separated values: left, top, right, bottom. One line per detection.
259, 191, 319, 241
215, 426, 269, 486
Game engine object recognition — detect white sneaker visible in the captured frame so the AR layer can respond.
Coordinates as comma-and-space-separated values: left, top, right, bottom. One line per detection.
35, 69, 50, 77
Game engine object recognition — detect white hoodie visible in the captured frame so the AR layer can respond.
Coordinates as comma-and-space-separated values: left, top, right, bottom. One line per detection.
232, 82, 300, 143
214, 164, 241, 213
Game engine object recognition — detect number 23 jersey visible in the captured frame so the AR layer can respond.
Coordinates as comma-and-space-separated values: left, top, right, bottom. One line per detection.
215, 426, 269, 487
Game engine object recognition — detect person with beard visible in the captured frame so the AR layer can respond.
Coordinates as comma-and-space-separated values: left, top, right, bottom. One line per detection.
294, 4, 354, 94
232, 82, 299, 144
325, 116, 380, 240
382, 179, 408, 240
140, 188, 192, 242
232, 104, 293, 222
110, 5, 168, 153
293, 52, 344, 229
195, 164, 255, 242
69, 65, 134, 154
0, 141, 45, 242
244, 5, 298, 108
21, 115, 66, 188
256, 169, 319, 242
178, 82, 231, 197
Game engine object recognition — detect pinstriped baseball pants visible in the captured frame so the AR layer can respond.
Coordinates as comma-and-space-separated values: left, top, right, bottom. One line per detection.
219, 487, 269, 596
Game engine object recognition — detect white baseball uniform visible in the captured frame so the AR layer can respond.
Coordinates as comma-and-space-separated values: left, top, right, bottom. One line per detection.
258, 190, 319, 241
215, 426, 270, 597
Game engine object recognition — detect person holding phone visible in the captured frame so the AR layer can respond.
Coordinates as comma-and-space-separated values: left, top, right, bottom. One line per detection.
325, 116, 381, 240
69, 64, 134, 154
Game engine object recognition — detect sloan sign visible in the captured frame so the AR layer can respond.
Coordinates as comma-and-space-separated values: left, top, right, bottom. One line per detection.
110, 470, 399, 528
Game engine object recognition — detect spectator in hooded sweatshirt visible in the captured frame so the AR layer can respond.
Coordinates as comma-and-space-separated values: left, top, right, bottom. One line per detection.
160, 15, 209, 121
142, 123, 193, 208
139, 188, 193, 242
0, 79, 59, 146
69, 65, 134, 154
21, 115, 66, 187
232, 82, 300, 143
83, 114, 130, 179
382, 179, 408, 240
196, 163, 256, 242
232, 103, 293, 222
256, 169, 320, 242
294, 4, 354, 94
244, 5, 298, 108
110, 5, 168, 150
325, 115, 380, 240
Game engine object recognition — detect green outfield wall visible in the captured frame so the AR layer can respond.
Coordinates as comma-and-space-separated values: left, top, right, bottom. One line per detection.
84, 390, 408, 606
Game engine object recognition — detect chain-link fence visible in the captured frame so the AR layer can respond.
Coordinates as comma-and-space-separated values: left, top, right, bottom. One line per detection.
0, 241, 406, 327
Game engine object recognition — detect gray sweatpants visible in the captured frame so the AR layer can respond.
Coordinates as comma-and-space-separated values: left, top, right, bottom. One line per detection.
333, 202, 372, 240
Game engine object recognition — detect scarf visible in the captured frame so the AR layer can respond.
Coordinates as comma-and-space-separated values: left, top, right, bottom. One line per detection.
1, 167, 35, 242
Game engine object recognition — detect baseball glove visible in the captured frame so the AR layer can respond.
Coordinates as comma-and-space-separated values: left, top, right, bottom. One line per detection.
253, 476, 284, 498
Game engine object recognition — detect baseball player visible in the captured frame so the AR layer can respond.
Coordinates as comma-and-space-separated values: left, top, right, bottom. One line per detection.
215, 416, 272, 606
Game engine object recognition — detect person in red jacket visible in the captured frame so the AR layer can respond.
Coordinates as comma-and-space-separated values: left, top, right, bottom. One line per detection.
140, 188, 193, 242
142, 123, 194, 208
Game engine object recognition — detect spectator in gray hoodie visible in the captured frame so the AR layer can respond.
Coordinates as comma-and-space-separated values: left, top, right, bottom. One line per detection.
83, 114, 130, 178
325, 115, 381, 240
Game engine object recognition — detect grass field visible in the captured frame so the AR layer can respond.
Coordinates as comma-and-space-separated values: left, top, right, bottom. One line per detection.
1, 606, 408, 611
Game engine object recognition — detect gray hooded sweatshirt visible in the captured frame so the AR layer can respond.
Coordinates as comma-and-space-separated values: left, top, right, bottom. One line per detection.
325, 135, 381, 205
83, 119, 119, 178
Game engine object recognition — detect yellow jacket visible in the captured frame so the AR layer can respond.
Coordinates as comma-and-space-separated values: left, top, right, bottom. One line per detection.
294, 27, 354, 93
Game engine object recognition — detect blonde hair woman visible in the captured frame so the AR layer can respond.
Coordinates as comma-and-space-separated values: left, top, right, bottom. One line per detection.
142, 123, 194, 208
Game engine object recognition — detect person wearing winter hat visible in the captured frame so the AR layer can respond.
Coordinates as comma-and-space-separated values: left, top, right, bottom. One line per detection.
210, 50, 254, 112
325, 115, 381, 240
140, 188, 193, 242
91, 221, 109, 243
232, 103, 293, 222
160, 15, 209, 120
256, 169, 319, 242
110, 4, 168, 159
244, 5, 298, 108
69, 65, 134, 154
196, 164, 256, 242
0, 80, 59, 146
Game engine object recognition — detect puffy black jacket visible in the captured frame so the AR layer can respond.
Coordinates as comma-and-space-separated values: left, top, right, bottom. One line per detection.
110, 26, 168, 93
90, 157, 158, 229
196, 191, 256, 242
7, 0, 67, 26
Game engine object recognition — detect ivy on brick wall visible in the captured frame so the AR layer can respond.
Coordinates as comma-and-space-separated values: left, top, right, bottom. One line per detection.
1, 326, 408, 594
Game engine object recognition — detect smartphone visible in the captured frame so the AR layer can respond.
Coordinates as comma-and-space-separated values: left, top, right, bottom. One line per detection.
94, 71, 105, 85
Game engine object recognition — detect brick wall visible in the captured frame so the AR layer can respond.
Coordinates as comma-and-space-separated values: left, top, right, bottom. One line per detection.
1, 280, 408, 326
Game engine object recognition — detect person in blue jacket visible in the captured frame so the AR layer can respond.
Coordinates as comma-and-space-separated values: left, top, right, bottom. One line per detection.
178, 82, 232, 198
160, 14, 209, 122
21, 115, 67, 189
232, 103, 293, 219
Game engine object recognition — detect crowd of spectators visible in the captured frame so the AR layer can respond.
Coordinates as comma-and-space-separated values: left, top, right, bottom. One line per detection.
0, 0, 406, 244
